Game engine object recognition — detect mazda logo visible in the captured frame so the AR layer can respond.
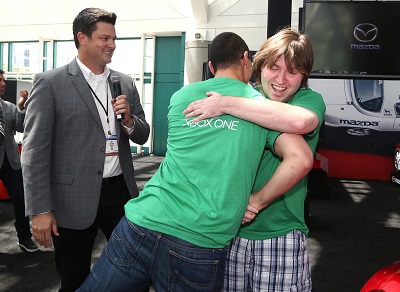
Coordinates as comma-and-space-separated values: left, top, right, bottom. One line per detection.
354, 23, 378, 42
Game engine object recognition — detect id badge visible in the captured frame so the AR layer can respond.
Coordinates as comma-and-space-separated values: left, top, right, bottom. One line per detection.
106, 134, 119, 156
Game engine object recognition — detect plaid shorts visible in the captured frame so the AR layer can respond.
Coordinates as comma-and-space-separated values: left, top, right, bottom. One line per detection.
223, 230, 312, 292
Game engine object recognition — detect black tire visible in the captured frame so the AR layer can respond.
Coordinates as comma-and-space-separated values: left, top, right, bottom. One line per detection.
395, 147, 400, 171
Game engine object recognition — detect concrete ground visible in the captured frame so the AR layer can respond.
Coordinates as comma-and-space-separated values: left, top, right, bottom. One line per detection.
1, 154, 400, 291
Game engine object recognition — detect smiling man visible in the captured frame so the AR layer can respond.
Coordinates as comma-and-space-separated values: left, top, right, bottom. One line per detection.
184, 28, 326, 291
21, 8, 150, 291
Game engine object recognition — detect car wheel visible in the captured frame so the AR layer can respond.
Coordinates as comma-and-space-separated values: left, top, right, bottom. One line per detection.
395, 147, 400, 171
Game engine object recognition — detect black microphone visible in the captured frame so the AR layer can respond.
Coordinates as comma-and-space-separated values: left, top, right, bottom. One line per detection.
111, 73, 124, 121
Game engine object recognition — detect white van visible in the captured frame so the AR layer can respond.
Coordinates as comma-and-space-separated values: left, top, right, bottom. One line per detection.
308, 78, 400, 155
309, 78, 400, 135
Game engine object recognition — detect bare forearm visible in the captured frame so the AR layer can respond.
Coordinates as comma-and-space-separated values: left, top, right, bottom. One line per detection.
251, 133, 314, 210
222, 96, 318, 134
253, 157, 312, 210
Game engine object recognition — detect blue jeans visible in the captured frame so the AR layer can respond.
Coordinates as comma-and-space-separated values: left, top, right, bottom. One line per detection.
78, 216, 227, 292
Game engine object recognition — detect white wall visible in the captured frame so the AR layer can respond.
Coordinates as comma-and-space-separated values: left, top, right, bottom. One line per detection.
4, 0, 392, 52
0, 0, 294, 52
0, 0, 302, 154
1, 0, 193, 40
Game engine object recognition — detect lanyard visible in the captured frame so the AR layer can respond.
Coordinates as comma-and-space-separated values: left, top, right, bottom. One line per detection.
88, 82, 112, 135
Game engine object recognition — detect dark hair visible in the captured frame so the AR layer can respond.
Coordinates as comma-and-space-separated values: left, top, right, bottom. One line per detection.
253, 28, 314, 88
72, 8, 117, 49
209, 32, 249, 73
0, 69, 4, 75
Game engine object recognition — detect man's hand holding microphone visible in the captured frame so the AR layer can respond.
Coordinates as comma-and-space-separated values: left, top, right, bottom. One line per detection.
111, 73, 135, 131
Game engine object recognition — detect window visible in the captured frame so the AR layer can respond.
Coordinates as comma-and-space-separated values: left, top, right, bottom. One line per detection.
10, 42, 39, 72
54, 41, 76, 68
1, 43, 8, 71
144, 38, 154, 73
109, 39, 142, 74
353, 80, 383, 113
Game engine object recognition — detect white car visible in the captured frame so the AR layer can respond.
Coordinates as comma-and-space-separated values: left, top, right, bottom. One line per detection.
309, 78, 400, 134
309, 78, 400, 155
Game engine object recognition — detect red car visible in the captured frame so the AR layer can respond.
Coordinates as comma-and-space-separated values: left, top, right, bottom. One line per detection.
361, 144, 400, 292
361, 260, 400, 291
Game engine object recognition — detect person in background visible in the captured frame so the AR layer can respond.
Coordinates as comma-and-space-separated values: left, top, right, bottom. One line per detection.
78, 30, 316, 292
0, 69, 35, 252
21, 8, 150, 291
184, 28, 326, 291
0, 80, 4, 146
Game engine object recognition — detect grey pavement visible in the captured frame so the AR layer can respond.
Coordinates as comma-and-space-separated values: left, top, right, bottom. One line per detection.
1, 154, 400, 291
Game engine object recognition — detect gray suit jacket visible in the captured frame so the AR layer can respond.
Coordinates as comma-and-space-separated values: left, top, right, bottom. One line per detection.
0, 99, 24, 169
0, 102, 5, 146
21, 59, 150, 229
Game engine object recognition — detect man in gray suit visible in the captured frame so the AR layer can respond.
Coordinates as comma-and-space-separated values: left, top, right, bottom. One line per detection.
0, 70, 35, 252
21, 8, 150, 291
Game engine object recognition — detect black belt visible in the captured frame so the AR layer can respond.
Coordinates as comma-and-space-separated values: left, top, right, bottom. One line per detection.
102, 174, 124, 187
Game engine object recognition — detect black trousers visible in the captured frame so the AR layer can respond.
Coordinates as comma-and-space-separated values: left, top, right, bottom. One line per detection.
52, 174, 132, 292
0, 154, 31, 240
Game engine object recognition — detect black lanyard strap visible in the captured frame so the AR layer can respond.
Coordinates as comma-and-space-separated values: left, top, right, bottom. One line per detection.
88, 82, 109, 120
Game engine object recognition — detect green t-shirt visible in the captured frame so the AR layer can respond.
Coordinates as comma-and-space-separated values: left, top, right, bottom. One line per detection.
125, 78, 276, 248
238, 88, 326, 240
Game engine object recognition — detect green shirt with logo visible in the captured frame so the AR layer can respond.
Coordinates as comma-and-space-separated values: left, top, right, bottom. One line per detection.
238, 88, 326, 240
125, 78, 276, 248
